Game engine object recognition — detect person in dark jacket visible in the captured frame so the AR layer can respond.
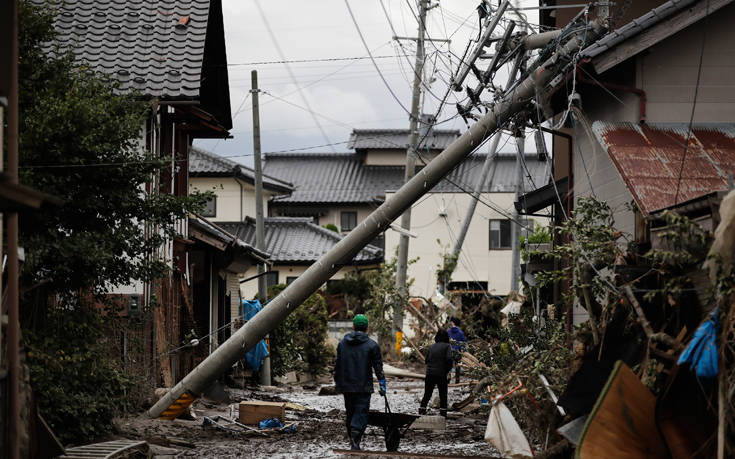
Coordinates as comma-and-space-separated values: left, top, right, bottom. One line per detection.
448, 317, 467, 383
334, 314, 385, 450
419, 329, 453, 417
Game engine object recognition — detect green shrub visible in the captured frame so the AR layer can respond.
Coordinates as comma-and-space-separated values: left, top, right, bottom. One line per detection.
267, 285, 332, 377
24, 299, 133, 445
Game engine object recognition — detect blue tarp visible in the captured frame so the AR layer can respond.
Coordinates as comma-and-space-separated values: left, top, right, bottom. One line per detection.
240, 299, 269, 371
678, 307, 719, 379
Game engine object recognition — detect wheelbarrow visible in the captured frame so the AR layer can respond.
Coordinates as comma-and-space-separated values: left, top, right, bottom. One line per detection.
366, 393, 419, 451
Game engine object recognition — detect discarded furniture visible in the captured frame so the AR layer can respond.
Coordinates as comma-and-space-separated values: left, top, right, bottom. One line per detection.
576, 361, 667, 458
59, 440, 150, 459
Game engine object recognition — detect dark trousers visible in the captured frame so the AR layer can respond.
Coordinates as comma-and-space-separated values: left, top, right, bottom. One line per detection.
344, 393, 372, 445
420, 373, 448, 416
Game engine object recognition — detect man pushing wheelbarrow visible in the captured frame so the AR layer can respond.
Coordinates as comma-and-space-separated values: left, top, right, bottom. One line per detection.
334, 314, 386, 450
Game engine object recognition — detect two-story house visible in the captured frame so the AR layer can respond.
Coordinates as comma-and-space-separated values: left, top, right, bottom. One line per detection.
188, 146, 383, 301
521, 0, 735, 325
263, 127, 550, 299
40, 0, 265, 385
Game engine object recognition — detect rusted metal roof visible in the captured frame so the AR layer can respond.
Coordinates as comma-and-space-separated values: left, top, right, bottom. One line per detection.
592, 122, 735, 215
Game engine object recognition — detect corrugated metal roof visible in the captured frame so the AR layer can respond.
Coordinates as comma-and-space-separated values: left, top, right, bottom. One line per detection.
190, 147, 293, 193
218, 217, 382, 264
592, 122, 735, 215
36, 0, 212, 100
264, 152, 549, 204
347, 129, 461, 151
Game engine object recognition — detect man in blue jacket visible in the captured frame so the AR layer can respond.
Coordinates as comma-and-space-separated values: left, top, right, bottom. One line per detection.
334, 314, 386, 450
448, 317, 467, 383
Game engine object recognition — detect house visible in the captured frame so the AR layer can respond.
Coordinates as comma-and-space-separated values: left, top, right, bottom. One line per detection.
262, 126, 550, 299
264, 128, 461, 242
218, 217, 383, 301
39, 0, 263, 384
189, 146, 293, 222
525, 0, 735, 324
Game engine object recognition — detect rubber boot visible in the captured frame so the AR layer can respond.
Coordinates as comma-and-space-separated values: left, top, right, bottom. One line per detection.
418, 406, 426, 415
350, 430, 362, 450
440, 408, 447, 418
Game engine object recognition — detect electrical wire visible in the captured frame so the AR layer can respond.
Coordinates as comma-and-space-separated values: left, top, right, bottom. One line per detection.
226, 55, 402, 66
253, 0, 335, 152
674, 0, 709, 205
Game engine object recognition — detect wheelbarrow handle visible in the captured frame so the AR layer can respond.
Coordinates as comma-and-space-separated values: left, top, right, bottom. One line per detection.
383, 393, 392, 415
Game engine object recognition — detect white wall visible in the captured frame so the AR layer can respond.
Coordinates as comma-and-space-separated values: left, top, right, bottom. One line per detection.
189, 176, 275, 222
384, 192, 548, 299
319, 205, 375, 232
239, 264, 377, 300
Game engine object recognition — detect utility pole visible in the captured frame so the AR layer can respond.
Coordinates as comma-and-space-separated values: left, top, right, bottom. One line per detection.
510, 127, 524, 292
252, 70, 271, 386
440, 46, 524, 294
393, 0, 428, 352
148, 19, 605, 419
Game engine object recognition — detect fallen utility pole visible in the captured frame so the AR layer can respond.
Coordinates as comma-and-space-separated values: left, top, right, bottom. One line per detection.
148, 19, 605, 419
440, 48, 525, 294
393, 0, 428, 350
251, 70, 271, 386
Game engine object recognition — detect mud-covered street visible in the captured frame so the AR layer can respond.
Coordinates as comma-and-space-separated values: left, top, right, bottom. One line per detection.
115, 380, 501, 458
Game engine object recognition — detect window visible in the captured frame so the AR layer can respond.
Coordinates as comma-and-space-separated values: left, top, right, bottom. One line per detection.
489, 219, 512, 249
286, 276, 298, 285
265, 271, 279, 289
341, 211, 357, 232
201, 195, 216, 217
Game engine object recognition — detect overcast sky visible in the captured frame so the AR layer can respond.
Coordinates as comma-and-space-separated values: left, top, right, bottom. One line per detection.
194, 0, 541, 166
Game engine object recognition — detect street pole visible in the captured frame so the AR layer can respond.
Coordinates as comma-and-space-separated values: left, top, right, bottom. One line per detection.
510, 129, 524, 292
441, 49, 525, 294
252, 70, 271, 386
148, 20, 605, 419
393, 0, 427, 352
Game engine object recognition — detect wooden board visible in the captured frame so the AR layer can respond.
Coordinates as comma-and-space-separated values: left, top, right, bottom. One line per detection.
238, 401, 286, 425
576, 361, 668, 459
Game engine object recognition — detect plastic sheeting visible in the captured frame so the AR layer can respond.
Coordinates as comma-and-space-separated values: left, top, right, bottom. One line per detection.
241, 300, 269, 371
678, 307, 719, 379
484, 401, 533, 459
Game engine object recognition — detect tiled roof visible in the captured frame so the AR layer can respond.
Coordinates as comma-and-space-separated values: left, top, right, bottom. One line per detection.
347, 129, 461, 151
582, 0, 698, 59
189, 215, 270, 262
218, 217, 383, 264
189, 147, 293, 193
592, 122, 735, 215
37, 0, 232, 128
263, 152, 549, 204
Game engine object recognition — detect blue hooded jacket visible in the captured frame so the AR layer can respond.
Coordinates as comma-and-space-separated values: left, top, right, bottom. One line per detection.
448, 326, 466, 353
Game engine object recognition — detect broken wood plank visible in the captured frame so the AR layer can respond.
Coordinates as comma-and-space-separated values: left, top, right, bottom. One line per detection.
383, 364, 425, 379
238, 401, 285, 425
410, 415, 446, 431
332, 449, 499, 458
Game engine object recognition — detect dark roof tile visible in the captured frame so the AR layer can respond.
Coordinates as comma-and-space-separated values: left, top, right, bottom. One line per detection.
219, 217, 382, 264
263, 152, 549, 204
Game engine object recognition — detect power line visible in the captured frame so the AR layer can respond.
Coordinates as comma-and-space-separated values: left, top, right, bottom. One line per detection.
344, 0, 415, 119
226, 55, 402, 66
253, 0, 335, 152
674, 0, 709, 205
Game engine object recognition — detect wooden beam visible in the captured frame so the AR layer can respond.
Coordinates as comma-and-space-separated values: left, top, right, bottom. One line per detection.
190, 227, 228, 251
593, 0, 734, 74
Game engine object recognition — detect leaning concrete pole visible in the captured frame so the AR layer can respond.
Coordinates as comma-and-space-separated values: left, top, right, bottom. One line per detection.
440, 49, 525, 294
148, 20, 604, 419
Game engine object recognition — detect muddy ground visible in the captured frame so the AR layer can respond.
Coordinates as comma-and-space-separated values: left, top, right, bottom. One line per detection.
115, 379, 502, 458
